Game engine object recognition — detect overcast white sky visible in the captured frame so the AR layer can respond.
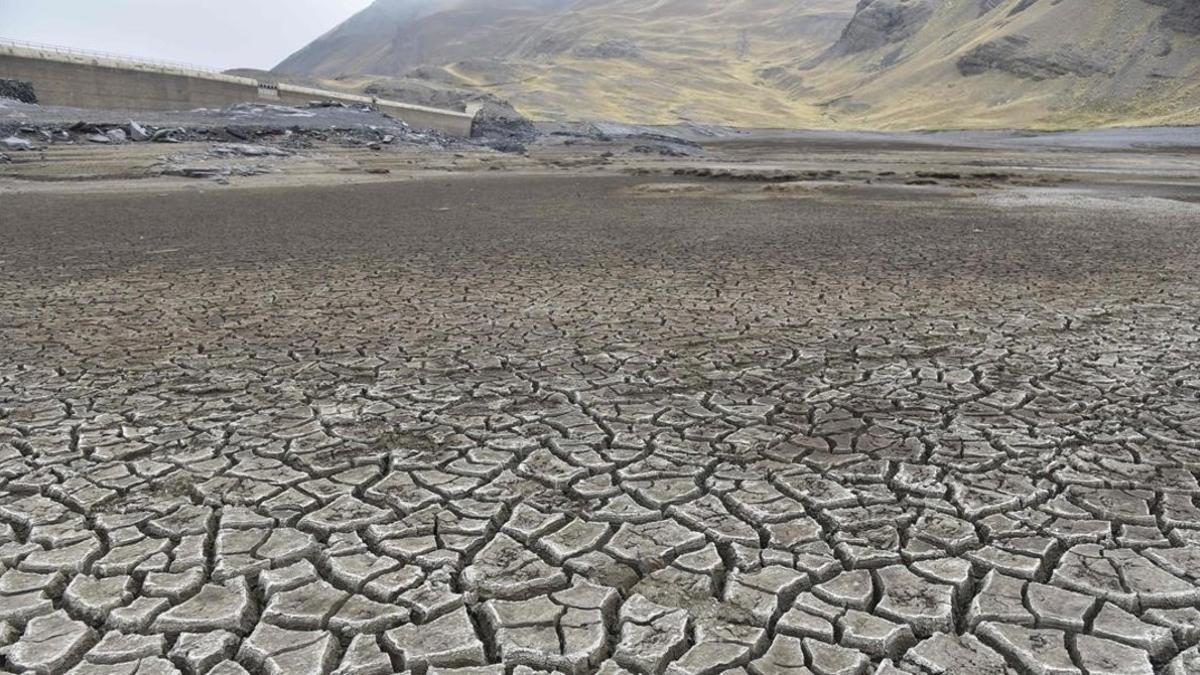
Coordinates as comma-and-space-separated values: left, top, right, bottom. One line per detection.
0, 0, 374, 70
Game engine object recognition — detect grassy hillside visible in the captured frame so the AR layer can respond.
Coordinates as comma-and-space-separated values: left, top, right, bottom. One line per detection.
808, 0, 1200, 129
275, 0, 1200, 129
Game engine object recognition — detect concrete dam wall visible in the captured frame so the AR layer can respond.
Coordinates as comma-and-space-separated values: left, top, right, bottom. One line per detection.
0, 42, 475, 136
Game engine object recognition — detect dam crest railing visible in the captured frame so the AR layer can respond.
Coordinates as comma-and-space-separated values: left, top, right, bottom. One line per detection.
0, 36, 234, 80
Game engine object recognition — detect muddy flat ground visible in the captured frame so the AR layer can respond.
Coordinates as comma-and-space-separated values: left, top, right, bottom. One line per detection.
2, 129, 1200, 675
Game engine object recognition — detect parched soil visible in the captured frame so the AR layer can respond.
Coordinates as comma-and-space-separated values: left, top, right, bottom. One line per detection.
1, 172, 1200, 674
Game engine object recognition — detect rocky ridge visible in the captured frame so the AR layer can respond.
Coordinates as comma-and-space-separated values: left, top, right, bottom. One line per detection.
822, 0, 935, 57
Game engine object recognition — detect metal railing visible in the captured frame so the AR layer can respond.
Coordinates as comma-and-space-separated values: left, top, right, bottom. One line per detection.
0, 36, 229, 79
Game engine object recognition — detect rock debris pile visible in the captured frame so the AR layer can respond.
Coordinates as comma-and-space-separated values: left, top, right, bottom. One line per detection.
0, 79, 37, 105
0, 101, 521, 158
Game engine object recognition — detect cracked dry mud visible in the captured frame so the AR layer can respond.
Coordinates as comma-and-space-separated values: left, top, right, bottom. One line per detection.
1, 173, 1200, 675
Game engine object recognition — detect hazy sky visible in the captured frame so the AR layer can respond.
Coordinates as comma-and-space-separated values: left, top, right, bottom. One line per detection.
0, 0, 374, 70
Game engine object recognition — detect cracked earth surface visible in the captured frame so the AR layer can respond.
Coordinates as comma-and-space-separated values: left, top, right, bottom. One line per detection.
2, 174, 1200, 674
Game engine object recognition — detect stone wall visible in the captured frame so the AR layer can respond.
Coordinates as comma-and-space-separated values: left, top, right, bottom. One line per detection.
0, 44, 474, 136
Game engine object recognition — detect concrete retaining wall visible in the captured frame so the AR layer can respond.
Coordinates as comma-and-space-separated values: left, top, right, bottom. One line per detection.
0, 44, 474, 136
273, 83, 475, 136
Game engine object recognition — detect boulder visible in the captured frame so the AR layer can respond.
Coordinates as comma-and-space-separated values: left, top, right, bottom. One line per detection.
0, 79, 37, 104
2, 136, 33, 151
129, 121, 151, 141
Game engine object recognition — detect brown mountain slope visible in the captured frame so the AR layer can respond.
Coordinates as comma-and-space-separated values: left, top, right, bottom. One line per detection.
805, 0, 1200, 128
275, 0, 857, 127
275, 0, 1200, 129
275, 0, 578, 77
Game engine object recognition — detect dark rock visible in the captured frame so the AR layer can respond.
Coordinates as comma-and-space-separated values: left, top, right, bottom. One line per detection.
1008, 0, 1038, 16
152, 128, 186, 143
468, 100, 536, 153
826, 0, 935, 57
484, 141, 527, 154
470, 103, 537, 144
957, 35, 1110, 80
978, 0, 1006, 15
631, 144, 693, 157
0, 79, 37, 104
1143, 0, 1200, 35
628, 132, 702, 150
824, 96, 873, 114
574, 39, 642, 60
162, 165, 269, 179
551, 128, 614, 143
163, 167, 223, 179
